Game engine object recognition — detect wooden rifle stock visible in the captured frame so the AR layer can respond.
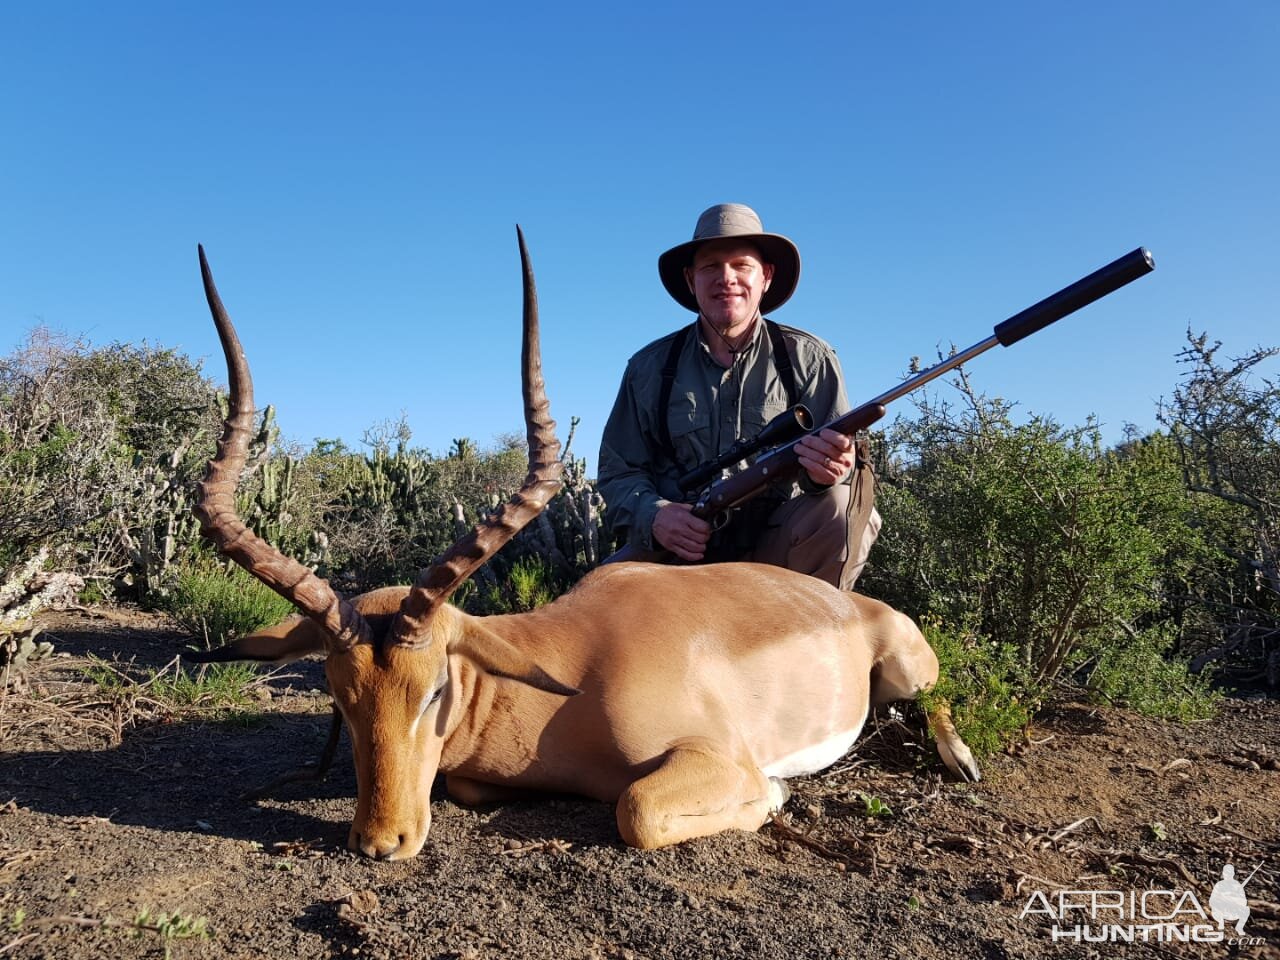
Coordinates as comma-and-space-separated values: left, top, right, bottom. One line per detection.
694, 401, 887, 514
601, 247, 1155, 566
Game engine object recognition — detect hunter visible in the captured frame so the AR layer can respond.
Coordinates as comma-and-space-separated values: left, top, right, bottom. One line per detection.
598, 203, 880, 588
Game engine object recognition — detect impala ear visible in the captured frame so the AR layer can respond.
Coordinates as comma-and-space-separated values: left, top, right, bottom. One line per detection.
450, 624, 579, 698
183, 615, 329, 664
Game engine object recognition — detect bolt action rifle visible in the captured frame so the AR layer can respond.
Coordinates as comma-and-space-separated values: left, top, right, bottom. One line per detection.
602, 247, 1156, 565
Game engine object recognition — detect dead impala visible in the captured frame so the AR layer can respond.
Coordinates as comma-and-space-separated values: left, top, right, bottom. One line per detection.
187, 230, 979, 860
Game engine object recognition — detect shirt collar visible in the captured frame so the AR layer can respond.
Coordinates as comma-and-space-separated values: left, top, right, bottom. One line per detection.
694, 313, 765, 368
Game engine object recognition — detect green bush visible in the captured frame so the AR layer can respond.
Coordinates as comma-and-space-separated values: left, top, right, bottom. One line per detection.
866, 374, 1206, 690
1158, 330, 1279, 684
458, 555, 560, 615
917, 617, 1034, 759
1086, 624, 1220, 721
162, 560, 296, 648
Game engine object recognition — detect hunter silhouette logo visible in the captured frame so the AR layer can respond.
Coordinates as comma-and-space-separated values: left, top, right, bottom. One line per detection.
1020, 861, 1266, 945
1210, 863, 1259, 935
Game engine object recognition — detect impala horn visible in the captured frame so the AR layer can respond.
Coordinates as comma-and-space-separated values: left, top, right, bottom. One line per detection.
389, 226, 563, 646
194, 245, 373, 652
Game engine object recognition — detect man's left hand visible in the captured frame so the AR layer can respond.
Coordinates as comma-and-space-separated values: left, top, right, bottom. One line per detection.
795, 429, 856, 487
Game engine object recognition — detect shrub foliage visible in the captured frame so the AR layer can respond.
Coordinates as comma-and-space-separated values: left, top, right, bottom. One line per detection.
1159, 330, 1280, 688
2, 322, 1273, 746
162, 560, 299, 649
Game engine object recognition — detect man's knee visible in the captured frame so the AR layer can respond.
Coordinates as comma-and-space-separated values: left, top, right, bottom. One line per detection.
746, 486, 851, 585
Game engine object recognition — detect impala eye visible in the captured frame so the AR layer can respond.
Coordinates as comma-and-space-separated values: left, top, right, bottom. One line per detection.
420, 677, 447, 713
416, 668, 448, 719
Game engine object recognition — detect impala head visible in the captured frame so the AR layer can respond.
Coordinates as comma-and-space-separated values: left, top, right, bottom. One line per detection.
191, 231, 569, 860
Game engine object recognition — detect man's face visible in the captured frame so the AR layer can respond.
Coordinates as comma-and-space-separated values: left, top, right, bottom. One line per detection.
685, 241, 774, 330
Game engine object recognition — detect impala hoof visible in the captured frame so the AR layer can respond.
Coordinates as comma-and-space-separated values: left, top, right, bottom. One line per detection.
767, 777, 791, 813
937, 738, 982, 783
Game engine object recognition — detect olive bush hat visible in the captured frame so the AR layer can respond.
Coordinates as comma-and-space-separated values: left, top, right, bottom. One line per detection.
658, 203, 801, 315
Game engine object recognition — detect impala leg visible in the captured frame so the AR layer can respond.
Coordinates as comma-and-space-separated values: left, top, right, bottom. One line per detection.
615, 737, 788, 850
924, 702, 980, 783
871, 615, 982, 783
445, 775, 534, 806
241, 705, 345, 800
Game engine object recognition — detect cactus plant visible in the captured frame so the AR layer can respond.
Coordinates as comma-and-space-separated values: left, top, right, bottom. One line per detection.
1, 546, 83, 691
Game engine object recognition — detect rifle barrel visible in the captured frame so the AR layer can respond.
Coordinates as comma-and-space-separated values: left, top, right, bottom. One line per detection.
867, 246, 1154, 410
870, 335, 1000, 408
994, 247, 1154, 347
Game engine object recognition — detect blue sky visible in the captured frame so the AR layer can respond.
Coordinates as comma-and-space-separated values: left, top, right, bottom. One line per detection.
3, 3, 1276, 472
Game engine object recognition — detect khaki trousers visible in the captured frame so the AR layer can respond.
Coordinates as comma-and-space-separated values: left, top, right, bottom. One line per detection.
743, 464, 881, 590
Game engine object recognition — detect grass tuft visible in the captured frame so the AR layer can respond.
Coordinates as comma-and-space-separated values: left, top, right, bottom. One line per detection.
83, 654, 269, 725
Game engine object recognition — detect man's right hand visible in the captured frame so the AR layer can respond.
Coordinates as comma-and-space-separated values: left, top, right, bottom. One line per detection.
652, 502, 712, 562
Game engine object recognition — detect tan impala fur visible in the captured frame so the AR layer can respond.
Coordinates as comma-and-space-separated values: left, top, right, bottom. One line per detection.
188, 231, 979, 861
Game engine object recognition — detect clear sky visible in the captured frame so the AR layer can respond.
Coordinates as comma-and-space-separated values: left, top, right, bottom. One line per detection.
3, 3, 1276, 472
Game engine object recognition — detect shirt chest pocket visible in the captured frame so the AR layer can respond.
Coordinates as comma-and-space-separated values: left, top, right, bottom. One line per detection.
742, 399, 792, 446
666, 396, 712, 470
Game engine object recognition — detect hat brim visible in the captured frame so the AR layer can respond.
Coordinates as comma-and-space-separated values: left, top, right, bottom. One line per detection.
658, 233, 801, 315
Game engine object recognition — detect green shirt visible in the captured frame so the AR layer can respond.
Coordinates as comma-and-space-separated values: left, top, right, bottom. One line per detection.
598, 316, 850, 549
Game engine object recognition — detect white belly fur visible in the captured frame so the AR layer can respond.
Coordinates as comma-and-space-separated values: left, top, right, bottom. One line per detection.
760, 707, 869, 779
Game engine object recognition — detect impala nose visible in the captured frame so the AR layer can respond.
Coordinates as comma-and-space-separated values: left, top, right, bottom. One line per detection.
352, 827, 409, 860
350, 819, 430, 865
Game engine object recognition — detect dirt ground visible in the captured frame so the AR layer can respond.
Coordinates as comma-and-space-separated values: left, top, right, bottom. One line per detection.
1, 607, 1277, 960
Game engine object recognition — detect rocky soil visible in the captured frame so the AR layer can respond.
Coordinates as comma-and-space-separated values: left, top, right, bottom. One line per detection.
1, 607, 1277, 959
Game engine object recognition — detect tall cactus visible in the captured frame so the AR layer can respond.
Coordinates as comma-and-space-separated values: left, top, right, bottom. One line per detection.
115, 437, 203, 596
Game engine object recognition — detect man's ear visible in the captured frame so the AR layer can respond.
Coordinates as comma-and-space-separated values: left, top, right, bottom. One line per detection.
684, 265, 696, 295
761, 261, 774, 291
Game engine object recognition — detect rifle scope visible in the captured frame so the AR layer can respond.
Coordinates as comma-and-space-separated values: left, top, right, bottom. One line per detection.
678, 404, 814, 492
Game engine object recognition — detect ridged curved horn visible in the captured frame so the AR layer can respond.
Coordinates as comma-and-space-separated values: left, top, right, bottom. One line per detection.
390, 227, 562, 645
194, 245, 372, 652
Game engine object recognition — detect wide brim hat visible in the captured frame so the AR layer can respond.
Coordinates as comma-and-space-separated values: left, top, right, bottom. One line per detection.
658, 203, 801, 315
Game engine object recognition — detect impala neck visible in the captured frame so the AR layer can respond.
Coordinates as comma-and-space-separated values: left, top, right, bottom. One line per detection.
437, 645, 562, 781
